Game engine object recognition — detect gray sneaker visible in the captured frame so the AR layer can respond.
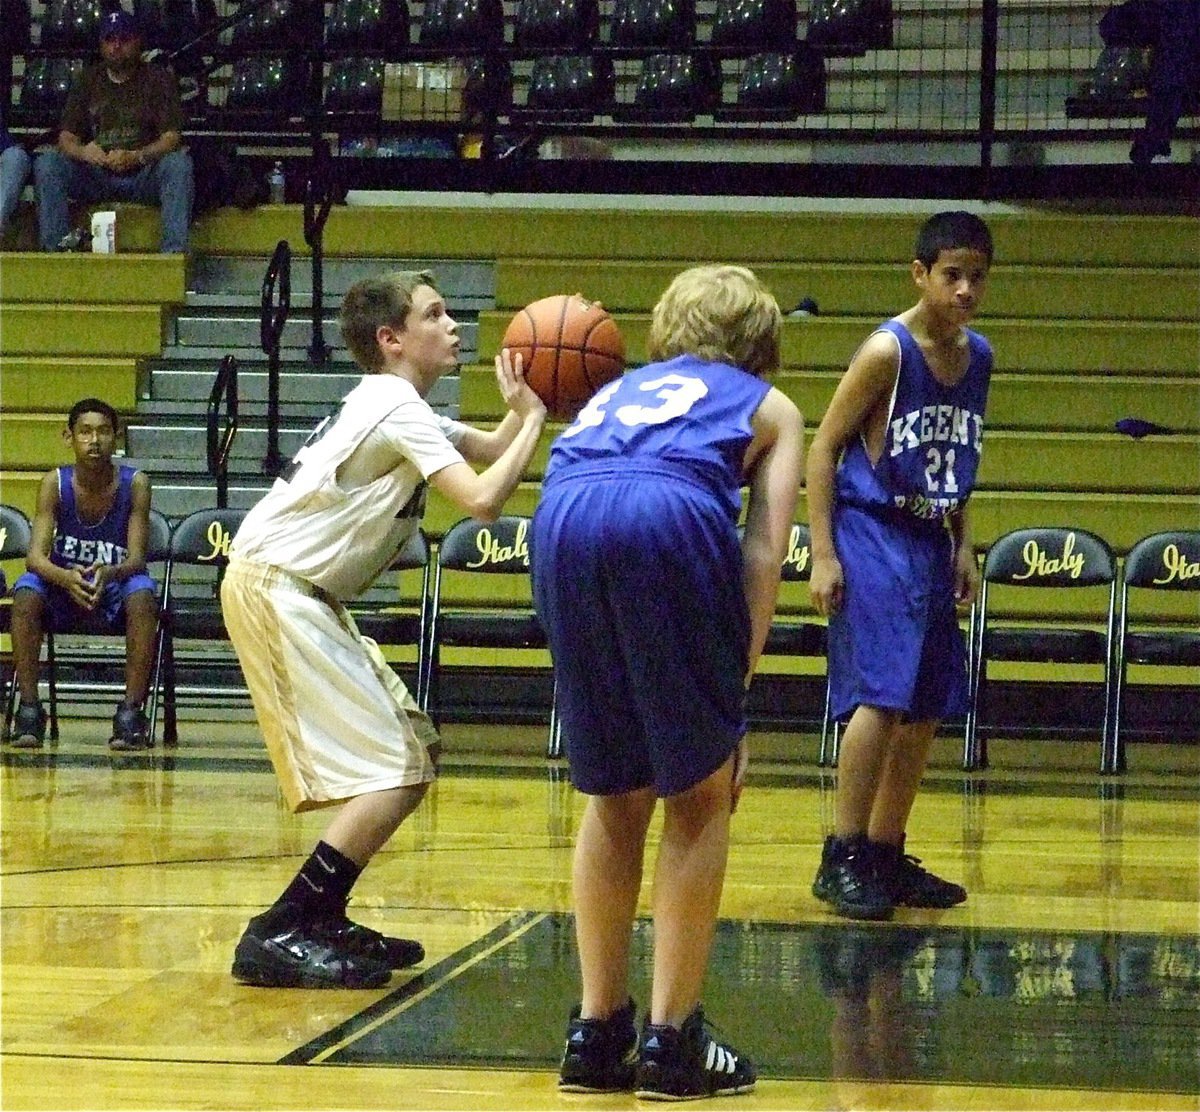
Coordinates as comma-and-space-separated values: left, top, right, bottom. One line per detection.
109, 704, 151, 751
9, 702, 47, 748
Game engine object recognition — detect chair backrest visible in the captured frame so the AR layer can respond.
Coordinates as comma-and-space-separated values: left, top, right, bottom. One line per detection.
1121, 531, 1200, 592
167, 507, 247, 567
146, 508, 173, 563
736, 49, 826, 114
18, 58, 84, 114
0, 505, 33, 563
324, 57, 384, 113
134, 0, 219, 53
224, 56, 308, 114
632, 52, 722, 118
711, 0, 794, 48
610, 0, 693, 48
419, 0, 503, 50
392, 527, 431, 572
230, 0, 318, 48
780, 521, 813, 583
437, 515, 532, 576
325, 0, 409, 49
982, 527, 1116, 589
514, 0, 598, 49
526, 55, 614, 114
806, 0, 893, 50
1, 0, 32, 54
39, 0, 107, 50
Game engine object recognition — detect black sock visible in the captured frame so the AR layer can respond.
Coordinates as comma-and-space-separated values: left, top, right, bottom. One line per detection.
257, 841, 362, 930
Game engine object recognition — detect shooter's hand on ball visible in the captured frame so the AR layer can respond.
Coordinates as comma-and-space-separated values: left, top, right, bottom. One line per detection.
496, 347, 547, 422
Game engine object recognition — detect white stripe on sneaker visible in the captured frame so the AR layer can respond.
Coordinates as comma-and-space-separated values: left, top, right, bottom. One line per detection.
704, 1039, 737, 1075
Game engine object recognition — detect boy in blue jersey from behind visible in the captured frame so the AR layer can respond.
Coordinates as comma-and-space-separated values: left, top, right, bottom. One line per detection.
533, 265, 805, 1100
7, 398, 157, 751
808, 210, 994, 921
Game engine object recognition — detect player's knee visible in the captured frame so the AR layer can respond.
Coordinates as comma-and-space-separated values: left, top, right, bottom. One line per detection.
663, 759, 734, 826
10, 587, 43, 623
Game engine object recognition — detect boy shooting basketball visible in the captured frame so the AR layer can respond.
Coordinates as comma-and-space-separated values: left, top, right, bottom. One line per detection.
532, 265, 805, 1099
221, 271, 546, 988
808, 210, 994, 921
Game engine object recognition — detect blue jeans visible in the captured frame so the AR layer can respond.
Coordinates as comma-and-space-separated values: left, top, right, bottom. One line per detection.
0, 145, 32, 236
34, 147, 194, 253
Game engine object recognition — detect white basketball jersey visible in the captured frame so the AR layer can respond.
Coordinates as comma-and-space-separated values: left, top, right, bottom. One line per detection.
232, 374, 465, 599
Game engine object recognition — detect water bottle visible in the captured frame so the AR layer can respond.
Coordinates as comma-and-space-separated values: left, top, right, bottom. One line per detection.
268, 161, 285, 204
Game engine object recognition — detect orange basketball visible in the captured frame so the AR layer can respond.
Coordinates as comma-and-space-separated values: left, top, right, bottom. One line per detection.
501, 294, 626, 419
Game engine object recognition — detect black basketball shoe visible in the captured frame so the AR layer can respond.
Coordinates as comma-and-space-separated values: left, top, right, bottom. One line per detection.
231, 916, 391, 988
812, 834, 894, 921
634, 1006, 756, 1101
558, 997, 638, 1093
319, 917, 425, 970
875, 837, 967, 908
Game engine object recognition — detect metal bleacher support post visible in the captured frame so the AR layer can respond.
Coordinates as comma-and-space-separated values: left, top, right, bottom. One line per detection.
980, 0, 999, 194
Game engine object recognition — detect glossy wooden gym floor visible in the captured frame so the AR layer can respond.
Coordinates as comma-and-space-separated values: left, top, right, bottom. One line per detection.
2, 720, 1198, 1111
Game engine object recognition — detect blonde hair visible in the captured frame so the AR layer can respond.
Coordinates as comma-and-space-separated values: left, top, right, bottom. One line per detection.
648, 265, 781, 378
338, 270, 438, 372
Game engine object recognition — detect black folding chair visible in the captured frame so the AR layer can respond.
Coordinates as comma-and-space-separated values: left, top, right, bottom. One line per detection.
427, 516, 561, 757
348, 529, 434, 712
1110, 531, 1200, 773
154, 507, 247, 745
965, 527, 1117, 772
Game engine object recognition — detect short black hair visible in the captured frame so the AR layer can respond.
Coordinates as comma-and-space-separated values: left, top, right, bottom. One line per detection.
68, 397, 119, 432
915, 211, 994, 268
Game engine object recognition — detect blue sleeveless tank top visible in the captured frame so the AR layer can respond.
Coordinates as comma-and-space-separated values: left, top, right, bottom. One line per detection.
543, 354, 773, 521
835, 319, 992, 529
51, 464, 137, 569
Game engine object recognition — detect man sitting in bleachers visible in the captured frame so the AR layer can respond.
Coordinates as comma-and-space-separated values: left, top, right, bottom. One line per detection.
33, 9, 193, 253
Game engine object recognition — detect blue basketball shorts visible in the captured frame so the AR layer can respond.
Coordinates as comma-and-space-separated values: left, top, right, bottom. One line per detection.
826, 504, 968, 724
532, 474, 748, 798
13, 568, 156, 633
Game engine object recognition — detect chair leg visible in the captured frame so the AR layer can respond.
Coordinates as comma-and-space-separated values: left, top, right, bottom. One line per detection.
546, 675, 563, 760
1, 658, 15, 740
1101, 664, 1124, 775
963, 661, 987, 772
162, 636, 178, 746
147, 623, 167, 747
818, 677, 832, 766
46, 631, 59, 741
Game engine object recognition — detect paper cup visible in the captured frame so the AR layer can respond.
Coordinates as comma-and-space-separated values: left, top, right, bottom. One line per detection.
91, 210, 116, 253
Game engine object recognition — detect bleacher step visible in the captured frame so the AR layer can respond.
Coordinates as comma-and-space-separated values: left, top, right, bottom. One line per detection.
188, 256, 495, 300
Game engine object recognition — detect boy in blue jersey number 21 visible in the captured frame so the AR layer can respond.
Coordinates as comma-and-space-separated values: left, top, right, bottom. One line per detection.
532, 266, 805, 1100
808, 211, 994, 921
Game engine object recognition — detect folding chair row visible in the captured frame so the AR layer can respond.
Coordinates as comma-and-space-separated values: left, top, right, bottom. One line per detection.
966, 527, 1200, 776
773, 522, 1197, 776
5, 503, 1192, 772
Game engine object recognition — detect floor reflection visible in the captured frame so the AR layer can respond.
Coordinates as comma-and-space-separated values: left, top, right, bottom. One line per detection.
292, 913, 1199, 1094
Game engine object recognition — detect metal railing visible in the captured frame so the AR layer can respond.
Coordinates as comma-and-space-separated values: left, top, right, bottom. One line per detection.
206, 353, 239, 510
259, 239, 291, 476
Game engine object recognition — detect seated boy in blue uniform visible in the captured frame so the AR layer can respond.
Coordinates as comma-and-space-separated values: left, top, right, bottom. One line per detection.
8, 398, 158, 751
